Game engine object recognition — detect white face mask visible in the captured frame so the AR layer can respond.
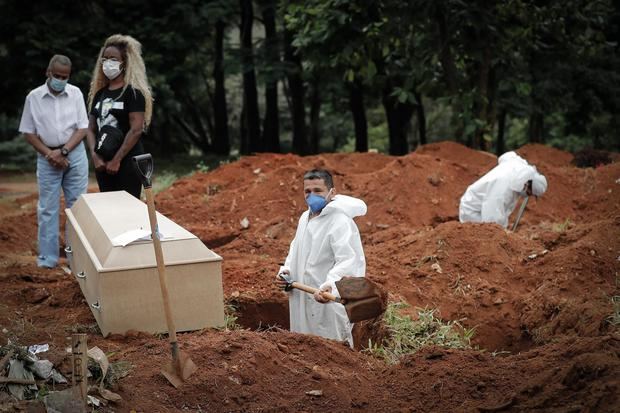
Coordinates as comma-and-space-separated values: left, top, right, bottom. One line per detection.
102, 59, 122, 80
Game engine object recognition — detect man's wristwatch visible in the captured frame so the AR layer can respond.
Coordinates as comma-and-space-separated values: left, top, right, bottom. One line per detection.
60, 146, 69, 157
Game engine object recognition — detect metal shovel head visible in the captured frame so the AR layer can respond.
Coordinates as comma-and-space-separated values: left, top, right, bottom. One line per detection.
335, 277, 388, 323
161, 350, 197, 388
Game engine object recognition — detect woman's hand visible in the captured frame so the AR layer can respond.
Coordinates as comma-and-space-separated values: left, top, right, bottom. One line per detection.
92, 152, 107, 172
105, 157, 121, 175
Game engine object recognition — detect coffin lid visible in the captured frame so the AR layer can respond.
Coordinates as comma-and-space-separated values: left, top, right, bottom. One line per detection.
66, 191, 221, 272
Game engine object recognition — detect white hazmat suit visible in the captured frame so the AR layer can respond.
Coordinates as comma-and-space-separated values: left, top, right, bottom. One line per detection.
280, 194, 367, 346
459, 151, 547, 228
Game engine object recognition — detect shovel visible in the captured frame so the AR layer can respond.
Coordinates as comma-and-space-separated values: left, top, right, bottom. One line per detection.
133, 154, 197, 388
511, 195, 529, 231
279, 274, 387, 322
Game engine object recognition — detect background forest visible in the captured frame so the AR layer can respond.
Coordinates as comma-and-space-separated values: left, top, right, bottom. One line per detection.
0, 0, 619, 170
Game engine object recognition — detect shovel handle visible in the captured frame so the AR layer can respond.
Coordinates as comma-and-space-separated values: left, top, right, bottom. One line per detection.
132, 154, 177, 342
133, 154, 154, 189
290, 281, 340, 303
144, 186, 178, 345
511, 195, 529, 231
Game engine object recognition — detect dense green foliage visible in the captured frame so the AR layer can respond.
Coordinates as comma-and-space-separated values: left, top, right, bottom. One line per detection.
0, 0, 618, 163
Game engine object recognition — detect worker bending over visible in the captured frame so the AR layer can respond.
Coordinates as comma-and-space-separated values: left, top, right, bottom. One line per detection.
459, 151, 547, 228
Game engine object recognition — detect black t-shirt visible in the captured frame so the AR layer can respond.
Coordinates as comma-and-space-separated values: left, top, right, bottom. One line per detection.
91, 86, 146, 156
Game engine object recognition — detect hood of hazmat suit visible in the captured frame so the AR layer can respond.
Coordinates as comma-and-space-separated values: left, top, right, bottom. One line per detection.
279, 194, 367, 347
498, 151, 529, 166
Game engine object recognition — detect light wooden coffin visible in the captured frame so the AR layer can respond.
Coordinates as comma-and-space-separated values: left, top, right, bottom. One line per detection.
65, 191, 224, 336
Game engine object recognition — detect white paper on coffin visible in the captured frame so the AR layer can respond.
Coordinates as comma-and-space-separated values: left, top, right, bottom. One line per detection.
111, 229, 172, 247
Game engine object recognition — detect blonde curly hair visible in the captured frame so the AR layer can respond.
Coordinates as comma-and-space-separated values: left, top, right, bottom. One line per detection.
87, 34, 153, 128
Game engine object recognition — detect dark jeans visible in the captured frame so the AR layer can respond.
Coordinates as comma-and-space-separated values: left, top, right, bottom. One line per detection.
96, 155, 142, 199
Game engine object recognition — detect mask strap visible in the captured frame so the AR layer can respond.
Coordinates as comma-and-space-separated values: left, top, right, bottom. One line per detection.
326, 188, 333, 201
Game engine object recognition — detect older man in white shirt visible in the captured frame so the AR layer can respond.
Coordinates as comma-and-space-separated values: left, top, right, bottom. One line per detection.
19, 55, 89, 268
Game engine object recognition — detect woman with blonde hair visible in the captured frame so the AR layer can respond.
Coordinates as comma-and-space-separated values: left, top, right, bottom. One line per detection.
86, 34, 153, 198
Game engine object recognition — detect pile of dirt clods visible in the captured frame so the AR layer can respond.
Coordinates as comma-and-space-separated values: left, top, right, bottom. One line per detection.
0, 141, 618, 412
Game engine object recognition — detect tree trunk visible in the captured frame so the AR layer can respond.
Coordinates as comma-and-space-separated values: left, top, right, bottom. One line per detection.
414, 91, 427, 147
173, 115, 210, 153
435, 5, 465, 143
348, 79, 368, 152
309, 78, 321, 154
382, 83, 413, 156
435, 7, 458, 95
183, 93, 211, 146
240, 0, 261, 154
239, 107, 248, 154
472, 45, 492, 150
486, 65, 497, 148
528, 112, 544, 143
283, 29, 307, 155
159, 118, 173, 159
261, 3, 280, 153
496, 108, 507, 155
212, 19, 230, 155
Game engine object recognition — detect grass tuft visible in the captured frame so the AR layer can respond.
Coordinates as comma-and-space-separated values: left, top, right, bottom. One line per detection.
152, 170, 180, 194
552, 218, 572, 233
217, 303, 242, 331
364, 302, 474, 364
88, 358, 132, 387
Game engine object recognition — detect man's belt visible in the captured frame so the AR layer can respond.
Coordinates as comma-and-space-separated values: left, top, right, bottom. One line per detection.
46, 145, 64, 150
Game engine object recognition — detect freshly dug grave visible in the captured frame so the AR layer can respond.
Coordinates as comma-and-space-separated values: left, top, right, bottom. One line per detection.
0, 141, 618, 412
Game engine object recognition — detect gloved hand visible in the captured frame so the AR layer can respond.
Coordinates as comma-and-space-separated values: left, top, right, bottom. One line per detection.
275, 269, 292, 291
314, 285, 332, 303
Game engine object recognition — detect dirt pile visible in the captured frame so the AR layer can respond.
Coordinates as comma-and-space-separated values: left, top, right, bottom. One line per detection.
155, 143, 619, 350
0, 141, 619, 412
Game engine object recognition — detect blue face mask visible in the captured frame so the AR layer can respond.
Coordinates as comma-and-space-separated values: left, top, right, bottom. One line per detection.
49, 77, 68, 92
306, 189, 332, 213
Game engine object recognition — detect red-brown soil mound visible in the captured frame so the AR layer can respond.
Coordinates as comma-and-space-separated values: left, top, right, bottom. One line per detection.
1, 141, 618, 412
517, 143, 575, 167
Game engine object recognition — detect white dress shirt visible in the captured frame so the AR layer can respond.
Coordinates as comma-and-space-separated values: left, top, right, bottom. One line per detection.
18, 82, 89, 148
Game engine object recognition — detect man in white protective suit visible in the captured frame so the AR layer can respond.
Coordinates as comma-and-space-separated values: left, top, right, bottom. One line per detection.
275, 169, 367, 347
459, 151, 548, 228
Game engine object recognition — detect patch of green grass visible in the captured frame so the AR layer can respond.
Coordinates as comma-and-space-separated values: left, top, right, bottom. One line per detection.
35, 384, 50, 400
152, 170, 180, 194
218, 303, 242, 331
88, 358, 132, 387
364, 302, 474, 364
552, 218, 572, 233
155, 153, 236, 177
195, 160, 210, 173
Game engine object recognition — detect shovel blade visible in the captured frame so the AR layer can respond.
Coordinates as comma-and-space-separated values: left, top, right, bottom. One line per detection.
344, 296, 386, 323
335, 277, 387, 323
161, 351, 197, 388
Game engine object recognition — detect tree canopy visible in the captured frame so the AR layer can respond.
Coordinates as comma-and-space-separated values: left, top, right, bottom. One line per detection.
0, 0, 618, 162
